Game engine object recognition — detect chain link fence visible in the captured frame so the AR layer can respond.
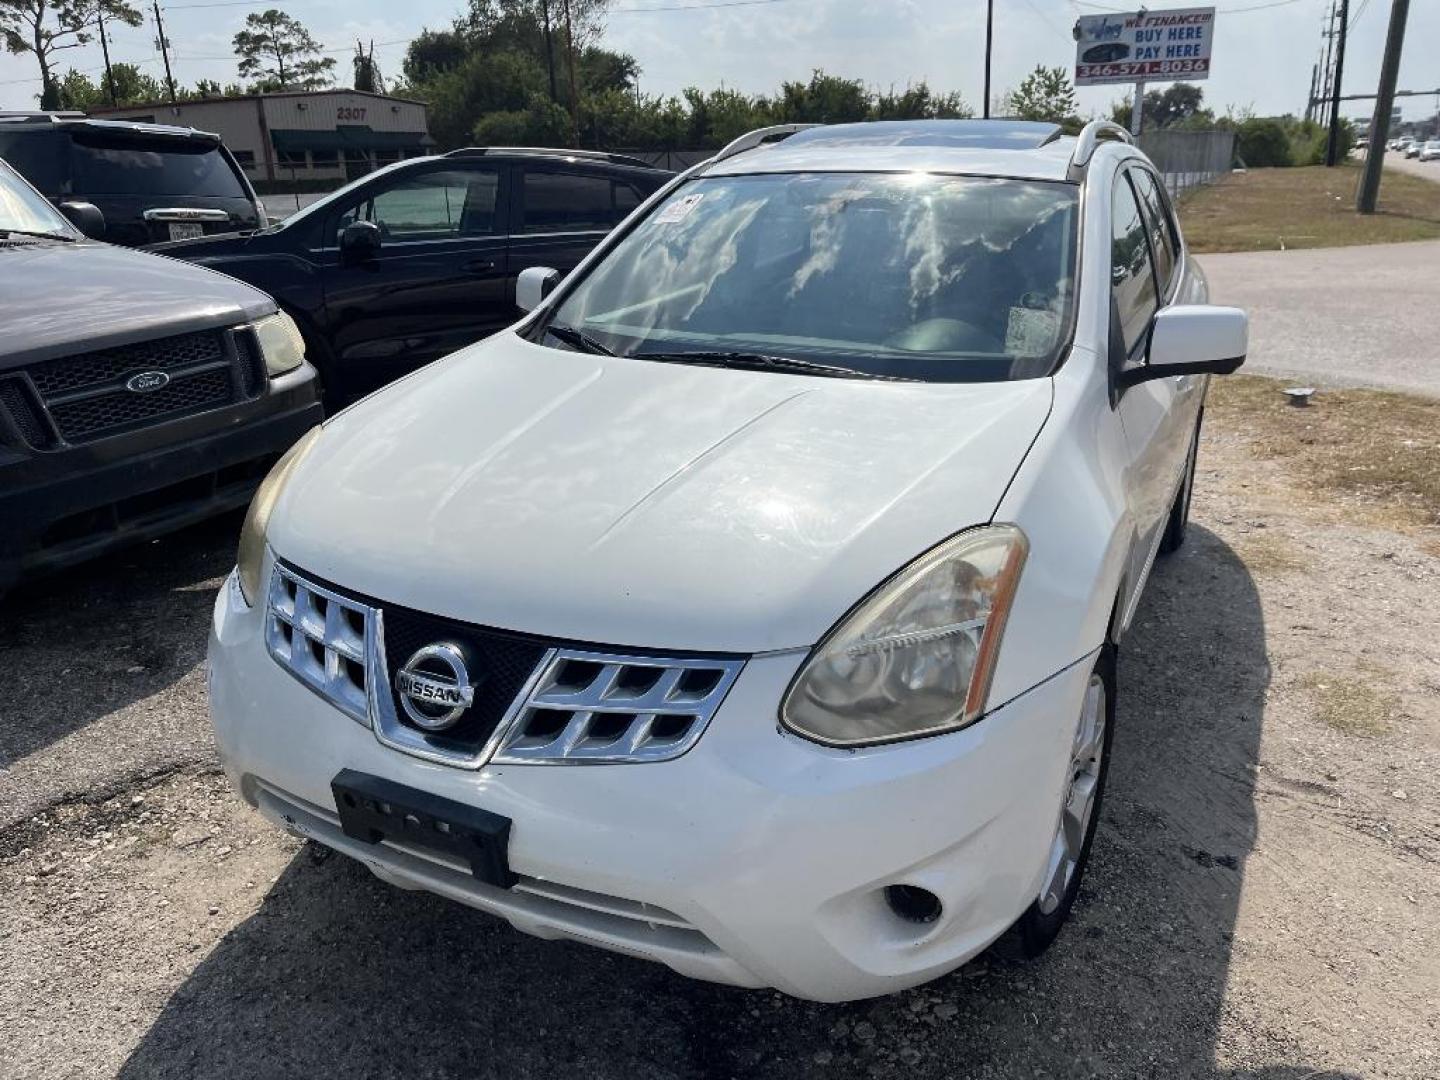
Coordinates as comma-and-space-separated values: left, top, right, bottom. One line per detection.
1137, 129, 1236, 198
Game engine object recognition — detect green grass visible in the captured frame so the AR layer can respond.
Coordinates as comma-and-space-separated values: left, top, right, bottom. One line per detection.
1178, 163, 1440, 253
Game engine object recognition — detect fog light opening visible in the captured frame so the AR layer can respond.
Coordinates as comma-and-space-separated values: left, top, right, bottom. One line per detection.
884, 884, 943, 925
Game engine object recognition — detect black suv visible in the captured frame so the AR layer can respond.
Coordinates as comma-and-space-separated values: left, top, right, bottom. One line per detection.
0, 157, 320, 593
150, 148, 671, 403
0, 113, 264, 247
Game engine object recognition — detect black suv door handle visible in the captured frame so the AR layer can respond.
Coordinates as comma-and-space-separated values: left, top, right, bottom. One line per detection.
463, 259, 497, 274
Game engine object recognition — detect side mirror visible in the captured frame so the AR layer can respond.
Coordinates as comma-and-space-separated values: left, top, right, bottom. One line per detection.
1122, 304, 1248, 387
516, 266, 560, 313
58, 200, 105, 238
339, 220, 382, 263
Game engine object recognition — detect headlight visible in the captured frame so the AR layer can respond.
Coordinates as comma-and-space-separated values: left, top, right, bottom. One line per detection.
251, 311, 306, 376
236, 426, 322, 605
781, 525, 1029, 747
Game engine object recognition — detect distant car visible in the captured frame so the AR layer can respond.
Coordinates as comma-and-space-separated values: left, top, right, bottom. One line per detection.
1082, 42, 1131, 64
0, 156, 320, 593
1419, 140, 1440, 162
0, 112, 264, 247
150, 148, 672, 404
1405, 140, 1423, 159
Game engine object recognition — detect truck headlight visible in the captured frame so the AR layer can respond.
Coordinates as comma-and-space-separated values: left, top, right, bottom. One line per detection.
236, 426, 321, 605
781, 525, 1028, 747
251, 311, 306, 376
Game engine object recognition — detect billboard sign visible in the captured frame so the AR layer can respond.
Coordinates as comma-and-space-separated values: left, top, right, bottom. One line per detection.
1074, 7, 1215, 86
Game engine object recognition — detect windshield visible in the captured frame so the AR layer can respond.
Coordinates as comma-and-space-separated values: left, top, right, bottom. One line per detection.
540, 172, 1079, 382
0, 161, 73, 236
71, 134, 247, 198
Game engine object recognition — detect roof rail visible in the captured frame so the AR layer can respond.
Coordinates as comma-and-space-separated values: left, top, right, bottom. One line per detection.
710, 124, 818, 165
445, 146, 657, 169
0, 110, 85, 122
1069, 120, 1135, 169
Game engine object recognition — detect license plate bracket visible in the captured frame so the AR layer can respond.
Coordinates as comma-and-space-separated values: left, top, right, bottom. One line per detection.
331, 769, 515, 888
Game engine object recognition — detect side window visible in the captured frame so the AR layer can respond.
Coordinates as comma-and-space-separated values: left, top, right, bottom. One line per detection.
334, 167, 498, 242
521, 170, 615, 232
1110, 173, 1159, 357
614, 180, 645, 218
1129, 169, 1178, 296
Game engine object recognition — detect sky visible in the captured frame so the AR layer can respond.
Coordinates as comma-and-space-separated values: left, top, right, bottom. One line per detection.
1, 0, 1436, 125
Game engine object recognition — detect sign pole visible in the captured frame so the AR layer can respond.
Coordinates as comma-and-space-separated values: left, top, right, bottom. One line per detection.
1130, 80, 1145, 135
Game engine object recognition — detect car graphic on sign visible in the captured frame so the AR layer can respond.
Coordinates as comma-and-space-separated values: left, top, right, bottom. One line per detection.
1082, 42, 1131, 64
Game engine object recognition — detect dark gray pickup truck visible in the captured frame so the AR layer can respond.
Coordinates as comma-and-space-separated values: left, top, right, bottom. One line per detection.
0, 157, 322, 592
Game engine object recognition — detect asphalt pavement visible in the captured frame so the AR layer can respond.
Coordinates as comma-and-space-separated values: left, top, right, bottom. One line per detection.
1198, 238, 1440, 397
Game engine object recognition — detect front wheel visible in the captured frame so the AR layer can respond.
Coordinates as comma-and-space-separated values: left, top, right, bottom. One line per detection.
1000, 645, 1116, 959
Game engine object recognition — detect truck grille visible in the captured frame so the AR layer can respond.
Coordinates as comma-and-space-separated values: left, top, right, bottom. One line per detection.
265, 561, 747, 769
6, 328, 263, 447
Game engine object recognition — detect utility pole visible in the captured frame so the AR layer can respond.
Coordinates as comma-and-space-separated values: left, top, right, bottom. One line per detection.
97, 7, 117, 106
152, 1, 177, 104
1357, 0, 1410, 212
1305, 61, 1318, 122
983, 0, 993, 119
1318, 0, 1336, 127
1325, 0, 1350, 165
562, 0, 581, 146
540, 0, 558, 103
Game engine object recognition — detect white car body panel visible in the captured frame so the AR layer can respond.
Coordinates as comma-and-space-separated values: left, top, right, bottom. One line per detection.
270, 337, 1053, 654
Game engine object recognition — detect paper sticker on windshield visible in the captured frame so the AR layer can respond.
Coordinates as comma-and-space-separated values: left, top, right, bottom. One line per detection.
1006, 306, 1060, 357
654, 193, 703, 224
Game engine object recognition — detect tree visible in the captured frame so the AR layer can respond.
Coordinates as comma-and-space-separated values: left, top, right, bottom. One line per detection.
55, 59, 161, 107
1, 0, 141, 109
352, 39, 382, 93
1110, 83, 1212, 131
1003, 66, 1079, 128
766, 70, 869, 125
232, 9, 336, 91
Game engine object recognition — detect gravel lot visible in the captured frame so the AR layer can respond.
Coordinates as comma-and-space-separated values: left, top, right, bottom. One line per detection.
2, 380, 1438, 1079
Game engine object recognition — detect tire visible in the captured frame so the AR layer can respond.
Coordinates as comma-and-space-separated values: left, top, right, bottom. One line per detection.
998, 644, 1117, 960
1158, 412, 1201, 556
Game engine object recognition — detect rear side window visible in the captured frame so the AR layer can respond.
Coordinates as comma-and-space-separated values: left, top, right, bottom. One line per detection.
70, 134, 247, 198
1129, 168, 1178, 295
521, 171, 629, 232
0, 131, 68, 193
1111, 174, 1159, 357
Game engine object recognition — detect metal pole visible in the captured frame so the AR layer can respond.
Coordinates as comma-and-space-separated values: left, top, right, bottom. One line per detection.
152, 1, 177, 105
1325, 0, 1350, 165
983, 0, 993, 119
1130, 80, 1144, 135
1357, 0, 1410, 212
1318, 0, 1336, 128
97, 8, 117, 106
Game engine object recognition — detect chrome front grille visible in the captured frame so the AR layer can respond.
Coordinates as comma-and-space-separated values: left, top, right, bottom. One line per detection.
262, 563, 747, 768
264, 564, 373, 722
492, 650, 744, 764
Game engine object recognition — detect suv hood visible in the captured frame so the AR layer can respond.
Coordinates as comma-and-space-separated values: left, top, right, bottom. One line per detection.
271, 334, 1053, 653
1, 241, 274, 368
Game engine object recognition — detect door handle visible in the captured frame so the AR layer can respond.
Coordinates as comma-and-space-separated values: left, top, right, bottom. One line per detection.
463, 259, 497, 274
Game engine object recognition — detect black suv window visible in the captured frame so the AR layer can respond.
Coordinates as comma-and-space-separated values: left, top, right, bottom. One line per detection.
70, 133, 246, 197
1111, 173, 1159, 357
335, 167, 500, 242
1128, 168, 1178, 296
522, 170, 625, 232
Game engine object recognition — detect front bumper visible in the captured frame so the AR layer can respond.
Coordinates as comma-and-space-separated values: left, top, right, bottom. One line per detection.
0, 364, 320, 591
208, 562, 1094, 1002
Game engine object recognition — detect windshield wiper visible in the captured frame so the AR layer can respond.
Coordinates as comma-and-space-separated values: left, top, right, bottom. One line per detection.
545, 323, 615, 356
634, 350, 913, 382
0, 228, 75, 243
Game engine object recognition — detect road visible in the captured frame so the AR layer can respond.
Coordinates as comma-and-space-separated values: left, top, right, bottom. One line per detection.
1198, 238, 1440, 397
1381, 147, 1440, 183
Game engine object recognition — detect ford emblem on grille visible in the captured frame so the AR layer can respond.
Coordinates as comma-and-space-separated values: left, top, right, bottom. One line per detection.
125, 370, 170, 394
396, 643, 476, 732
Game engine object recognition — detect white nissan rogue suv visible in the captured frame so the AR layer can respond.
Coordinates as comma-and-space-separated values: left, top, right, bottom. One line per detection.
207, 120, 1247, 1002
